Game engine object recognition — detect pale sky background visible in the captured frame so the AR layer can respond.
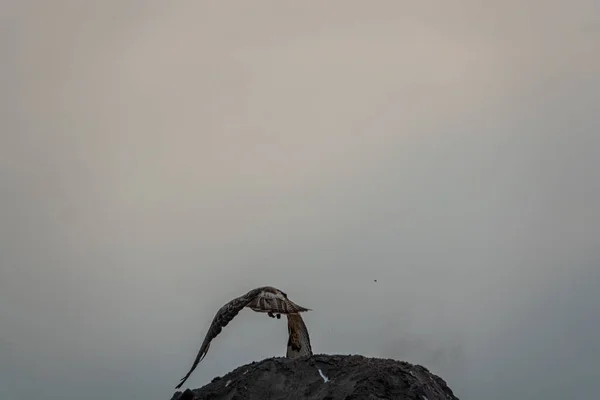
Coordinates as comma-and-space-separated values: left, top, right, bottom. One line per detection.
1, 1, 599, 399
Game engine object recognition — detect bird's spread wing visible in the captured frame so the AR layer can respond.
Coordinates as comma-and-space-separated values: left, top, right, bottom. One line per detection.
286, 313, 313, 358
246, 288, 310, 314
175, 286, 311, 389
175, 294, 254, 389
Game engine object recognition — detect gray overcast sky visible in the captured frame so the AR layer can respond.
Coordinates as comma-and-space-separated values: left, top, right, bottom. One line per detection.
1, 1, 599, 399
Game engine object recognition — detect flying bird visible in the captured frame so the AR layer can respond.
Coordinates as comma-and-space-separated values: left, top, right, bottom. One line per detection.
286, 313, 313, 359
175, 286, 310, 389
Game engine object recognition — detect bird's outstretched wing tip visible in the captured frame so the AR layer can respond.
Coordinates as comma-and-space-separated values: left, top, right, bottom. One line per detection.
175, 372, 192, 390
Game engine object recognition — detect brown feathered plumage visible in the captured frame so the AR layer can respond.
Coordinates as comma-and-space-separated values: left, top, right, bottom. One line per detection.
175, 286, 310, 389
286, 313, 313, 359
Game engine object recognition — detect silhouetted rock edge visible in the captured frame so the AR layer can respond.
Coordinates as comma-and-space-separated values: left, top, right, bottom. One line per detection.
171, 354, 459, 400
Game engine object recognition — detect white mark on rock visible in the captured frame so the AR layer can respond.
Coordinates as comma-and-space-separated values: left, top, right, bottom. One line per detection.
422, 396, 428, 400
243, 370, 248, 375
318, 368, 329, 383
225, 380, 232, 387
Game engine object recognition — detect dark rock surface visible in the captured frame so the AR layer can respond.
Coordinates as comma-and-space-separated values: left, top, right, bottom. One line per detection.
170, 354, 459, 400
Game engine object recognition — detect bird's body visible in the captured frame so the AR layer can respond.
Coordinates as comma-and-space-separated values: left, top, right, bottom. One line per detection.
175, 286, 310, 389
286, 313, 313, 359
246, 286, 307, 318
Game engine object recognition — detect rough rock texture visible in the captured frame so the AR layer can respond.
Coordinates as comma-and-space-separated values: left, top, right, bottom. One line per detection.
170, 354, 459, 400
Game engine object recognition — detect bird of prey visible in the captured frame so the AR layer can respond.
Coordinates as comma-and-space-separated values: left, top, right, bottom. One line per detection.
286, 313, 313, 359
175, 286, 310, 389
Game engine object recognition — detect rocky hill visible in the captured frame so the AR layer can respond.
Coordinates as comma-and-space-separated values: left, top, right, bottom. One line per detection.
170, 354, 459, 400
